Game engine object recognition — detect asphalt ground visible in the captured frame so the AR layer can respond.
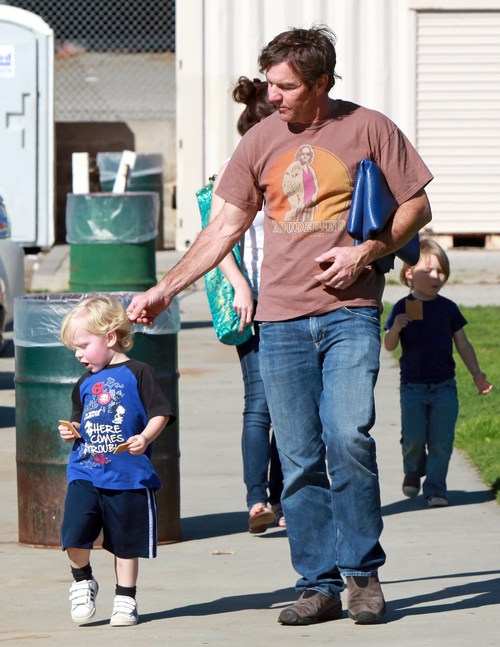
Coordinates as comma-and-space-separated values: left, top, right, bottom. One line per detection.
0, 245, 499, 646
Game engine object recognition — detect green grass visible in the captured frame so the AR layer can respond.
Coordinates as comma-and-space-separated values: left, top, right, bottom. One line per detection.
382, 303, 500, 503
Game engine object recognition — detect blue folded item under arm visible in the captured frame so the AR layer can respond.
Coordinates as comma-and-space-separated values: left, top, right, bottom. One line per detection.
347, 159, 420, 274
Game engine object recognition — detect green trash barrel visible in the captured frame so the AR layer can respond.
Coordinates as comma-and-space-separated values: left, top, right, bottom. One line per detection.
14, 292, 181, 547
97, 153, 165, 250
66, 192, 159, 292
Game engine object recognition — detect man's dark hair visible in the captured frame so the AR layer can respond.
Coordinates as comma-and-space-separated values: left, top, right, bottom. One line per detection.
258, 25, 340, 92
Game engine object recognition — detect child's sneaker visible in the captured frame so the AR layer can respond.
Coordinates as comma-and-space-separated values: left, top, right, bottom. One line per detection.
402, 475, 420, 498
69, 578, 99, 624
110, 595, 139, 626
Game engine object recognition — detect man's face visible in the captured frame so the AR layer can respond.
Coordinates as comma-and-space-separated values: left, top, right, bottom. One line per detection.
266, 62, 322, 124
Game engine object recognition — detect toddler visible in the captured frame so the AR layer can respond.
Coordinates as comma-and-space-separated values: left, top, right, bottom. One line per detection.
58, 295, 175, 625
384, 239, 492, 507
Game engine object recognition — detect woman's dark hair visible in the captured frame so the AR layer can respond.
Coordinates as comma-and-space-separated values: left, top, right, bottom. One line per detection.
258, 24, 340, 92
232, 76, 276, 136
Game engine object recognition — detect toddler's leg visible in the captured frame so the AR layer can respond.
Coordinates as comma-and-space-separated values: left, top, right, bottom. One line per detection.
67, 548, 99, 624
424, 380, 458, 502
110, 556, 139, 626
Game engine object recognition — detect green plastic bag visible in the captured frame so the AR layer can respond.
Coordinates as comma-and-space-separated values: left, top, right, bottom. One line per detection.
196, 180, 252, 345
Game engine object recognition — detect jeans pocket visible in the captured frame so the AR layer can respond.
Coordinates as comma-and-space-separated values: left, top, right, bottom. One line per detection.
343, 306, 380, 324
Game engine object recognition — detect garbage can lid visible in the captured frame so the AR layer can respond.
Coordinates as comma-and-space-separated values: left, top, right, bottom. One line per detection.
14, 292, 180, 347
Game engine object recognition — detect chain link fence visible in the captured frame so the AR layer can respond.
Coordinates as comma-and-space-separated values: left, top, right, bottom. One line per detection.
7, 0, 176, 121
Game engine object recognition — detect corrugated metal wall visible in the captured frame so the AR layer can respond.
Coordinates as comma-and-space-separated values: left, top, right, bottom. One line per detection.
176, 0, 500, 250
176, 0, 414, 249
416, 9, 500, 235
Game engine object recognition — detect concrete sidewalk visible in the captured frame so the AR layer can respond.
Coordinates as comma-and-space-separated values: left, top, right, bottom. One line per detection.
0, 246, 499, 645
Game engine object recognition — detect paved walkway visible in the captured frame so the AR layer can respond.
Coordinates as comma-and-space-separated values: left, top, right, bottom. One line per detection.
0, 246, 499, 646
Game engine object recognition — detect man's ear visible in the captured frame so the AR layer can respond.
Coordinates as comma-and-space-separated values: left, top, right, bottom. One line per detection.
405, 268, 414, 286
315, 73, 329, 95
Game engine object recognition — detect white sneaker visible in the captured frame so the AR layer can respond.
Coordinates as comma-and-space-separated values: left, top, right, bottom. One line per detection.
69, 578, 98, 624
110, 595, 138, 626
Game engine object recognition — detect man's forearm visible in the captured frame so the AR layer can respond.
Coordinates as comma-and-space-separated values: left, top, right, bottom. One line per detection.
358, 190, 432, 266
157, 212, 249, 300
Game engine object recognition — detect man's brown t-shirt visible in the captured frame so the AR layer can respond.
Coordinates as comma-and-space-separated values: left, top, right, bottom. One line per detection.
216, 101, 433, 321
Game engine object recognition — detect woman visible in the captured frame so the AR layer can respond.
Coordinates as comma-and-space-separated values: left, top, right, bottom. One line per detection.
209, 76, 285, 533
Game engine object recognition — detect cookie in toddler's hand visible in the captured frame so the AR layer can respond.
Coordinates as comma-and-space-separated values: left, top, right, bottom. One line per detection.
113, 440, 133, 454
405, 299, 423, 320
59, 419, 81, 439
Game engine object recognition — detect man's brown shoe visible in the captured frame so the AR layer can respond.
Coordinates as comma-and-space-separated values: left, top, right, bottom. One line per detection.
346, 575, 386, 624
278, 590, 343, 625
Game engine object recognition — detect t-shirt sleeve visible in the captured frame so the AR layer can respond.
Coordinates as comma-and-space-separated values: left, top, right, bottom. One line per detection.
370, 113, 434, 205
384, 299, 405, 330
135, 362, 177, 424
215, 126, 264, 212
70, 375, 86, 423
451, 302, 468, 333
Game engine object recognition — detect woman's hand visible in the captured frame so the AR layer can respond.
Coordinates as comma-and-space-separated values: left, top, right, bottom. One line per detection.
232, 280, 255, 332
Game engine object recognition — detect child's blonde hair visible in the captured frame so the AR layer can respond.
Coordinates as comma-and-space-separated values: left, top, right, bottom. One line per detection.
400, 237, 451, 287
60, 295, 134, 351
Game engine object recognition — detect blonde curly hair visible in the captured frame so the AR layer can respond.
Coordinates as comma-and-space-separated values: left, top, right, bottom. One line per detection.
60, 295, 133, 351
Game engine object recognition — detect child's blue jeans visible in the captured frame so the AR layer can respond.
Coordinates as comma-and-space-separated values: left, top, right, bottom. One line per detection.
400, 378, 458, 499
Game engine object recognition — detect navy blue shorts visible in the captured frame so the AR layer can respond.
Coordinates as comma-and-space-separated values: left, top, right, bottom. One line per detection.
61, 479, 158, 558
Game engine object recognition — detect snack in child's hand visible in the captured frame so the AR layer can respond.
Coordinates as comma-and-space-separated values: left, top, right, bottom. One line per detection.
405, 298, 423, 320
59, 419, 81, 439
113, 440, 133, 454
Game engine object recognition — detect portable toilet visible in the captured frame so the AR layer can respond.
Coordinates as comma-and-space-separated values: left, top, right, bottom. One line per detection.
0, 6, 54, 249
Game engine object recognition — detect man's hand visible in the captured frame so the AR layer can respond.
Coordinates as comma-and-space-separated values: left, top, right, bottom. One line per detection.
127, 284, 172, 325
314, 245, 367, 289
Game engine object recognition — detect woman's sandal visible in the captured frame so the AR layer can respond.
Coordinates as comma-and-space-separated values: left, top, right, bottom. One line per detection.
248, 503, 276, 534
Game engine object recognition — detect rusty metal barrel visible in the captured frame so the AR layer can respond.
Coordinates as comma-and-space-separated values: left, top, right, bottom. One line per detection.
14, 292, 180, 547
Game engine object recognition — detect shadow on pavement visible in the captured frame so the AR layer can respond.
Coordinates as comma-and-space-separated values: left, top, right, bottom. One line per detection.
180, 320, 214, 330
0, 405, 15, 428
0, 370, 14, 389
181, 511, 287, 541
385, 570, 500, 621
181, 511, 248, 539
138, 587, 296, 622
382, 488, 495, 516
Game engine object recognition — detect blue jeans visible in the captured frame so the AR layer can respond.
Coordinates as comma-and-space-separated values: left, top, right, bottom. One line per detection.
259, 307, 385, 597
400, 379, 458, 498
237, 323, 283, 510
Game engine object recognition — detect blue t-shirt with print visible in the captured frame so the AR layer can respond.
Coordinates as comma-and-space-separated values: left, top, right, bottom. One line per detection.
67, 358, 175, 490
384, 294, 467, 384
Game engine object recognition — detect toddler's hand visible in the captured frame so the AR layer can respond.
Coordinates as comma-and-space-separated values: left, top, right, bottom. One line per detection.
393, 313, 412, 331
58, 423, 79, 442
473, 372, 493, 395
126, 434, 148, 455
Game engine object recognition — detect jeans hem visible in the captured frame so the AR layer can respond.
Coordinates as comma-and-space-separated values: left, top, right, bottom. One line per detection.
340, 569, 379, 578
300, 586, 343, 600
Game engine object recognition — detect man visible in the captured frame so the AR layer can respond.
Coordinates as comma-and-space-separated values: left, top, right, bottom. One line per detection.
128, 25, 433, 626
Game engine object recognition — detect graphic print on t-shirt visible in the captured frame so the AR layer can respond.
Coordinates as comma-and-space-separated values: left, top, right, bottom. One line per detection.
78, 375, 129, 468
266, 146, 351, 234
